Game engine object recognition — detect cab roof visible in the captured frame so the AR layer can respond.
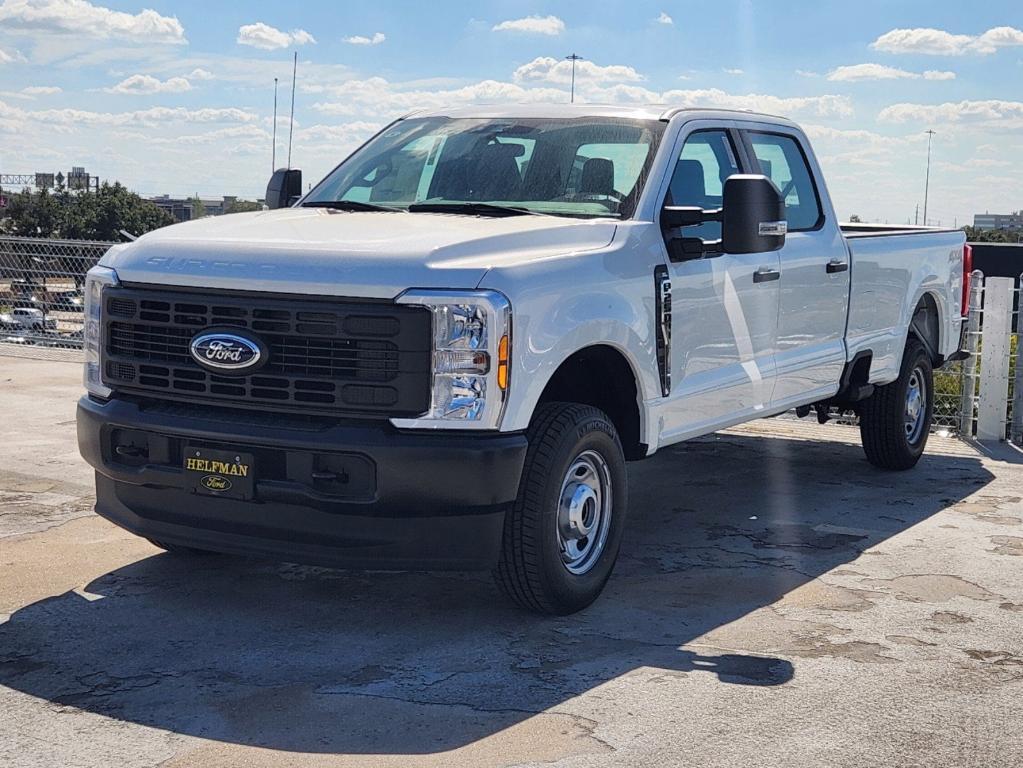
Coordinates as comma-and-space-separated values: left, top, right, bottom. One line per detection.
404, 103, 799, 127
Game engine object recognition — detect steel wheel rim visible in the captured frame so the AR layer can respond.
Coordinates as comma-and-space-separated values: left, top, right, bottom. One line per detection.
557, 449, 613, 576
904, 365, 928, 445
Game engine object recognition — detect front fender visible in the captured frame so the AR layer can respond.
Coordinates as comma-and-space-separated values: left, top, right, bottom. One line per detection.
479, 237, 664, 440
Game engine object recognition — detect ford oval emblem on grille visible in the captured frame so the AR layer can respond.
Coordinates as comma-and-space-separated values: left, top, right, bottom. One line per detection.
189, 331, 264, 373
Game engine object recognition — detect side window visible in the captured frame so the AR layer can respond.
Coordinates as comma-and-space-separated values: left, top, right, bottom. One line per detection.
666, 130, 739, 241
747, 132, 822, 231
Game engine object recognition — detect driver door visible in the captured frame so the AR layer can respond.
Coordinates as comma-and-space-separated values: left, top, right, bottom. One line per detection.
657, 125, 781, 442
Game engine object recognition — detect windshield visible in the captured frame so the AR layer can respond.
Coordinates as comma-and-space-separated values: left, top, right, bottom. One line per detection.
303, 116, 666, 219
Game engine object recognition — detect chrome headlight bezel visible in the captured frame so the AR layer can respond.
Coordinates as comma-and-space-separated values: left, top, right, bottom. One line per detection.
391, 289, 511, 430
83, 265, 119, 397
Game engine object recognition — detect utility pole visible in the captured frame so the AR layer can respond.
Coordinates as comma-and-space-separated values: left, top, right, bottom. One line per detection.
272, 77, 278, 172
287, 52, 297, 169
915, 203, 919, 225
922, 129, 936, 226
565, 53, 583, 103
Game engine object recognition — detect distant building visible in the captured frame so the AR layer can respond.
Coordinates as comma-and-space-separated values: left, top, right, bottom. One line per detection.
973, 211, 1023, 230
148, 195, 260, 223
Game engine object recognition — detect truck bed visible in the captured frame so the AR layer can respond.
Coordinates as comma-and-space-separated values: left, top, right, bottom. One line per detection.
842, 227, 966, 386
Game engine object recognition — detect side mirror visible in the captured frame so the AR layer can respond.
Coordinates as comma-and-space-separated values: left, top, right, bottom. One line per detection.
265, 168, 302, 209
721, 174, 786, 254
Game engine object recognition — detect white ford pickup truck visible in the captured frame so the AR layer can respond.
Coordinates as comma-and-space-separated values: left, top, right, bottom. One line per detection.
78, 105, 970, 614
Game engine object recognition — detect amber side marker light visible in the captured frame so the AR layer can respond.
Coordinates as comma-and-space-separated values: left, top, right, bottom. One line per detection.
497, 334, 510, 390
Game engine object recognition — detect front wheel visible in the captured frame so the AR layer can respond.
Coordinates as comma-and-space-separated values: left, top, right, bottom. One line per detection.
859, 338, 933, 470
493, 403, 628, 615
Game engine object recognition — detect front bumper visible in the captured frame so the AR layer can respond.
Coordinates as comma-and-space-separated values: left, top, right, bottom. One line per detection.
77, 396, 527, 570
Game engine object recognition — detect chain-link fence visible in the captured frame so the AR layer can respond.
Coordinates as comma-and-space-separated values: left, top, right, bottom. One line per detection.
0, 236, 113, 361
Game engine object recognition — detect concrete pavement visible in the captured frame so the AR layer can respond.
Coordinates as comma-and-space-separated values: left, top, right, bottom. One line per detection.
1, 356, 1021, 767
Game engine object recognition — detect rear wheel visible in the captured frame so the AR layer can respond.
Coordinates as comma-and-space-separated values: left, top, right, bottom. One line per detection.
859, 338, 933, 470
493, 403, 628, 615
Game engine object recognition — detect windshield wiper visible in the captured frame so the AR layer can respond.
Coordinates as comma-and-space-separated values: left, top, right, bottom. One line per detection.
301, 200, 400, 212
407, 202, 537, 217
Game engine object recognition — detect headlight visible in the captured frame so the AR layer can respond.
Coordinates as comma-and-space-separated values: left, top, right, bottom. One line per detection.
83, 265, 119, 397
391, 289, 511, 430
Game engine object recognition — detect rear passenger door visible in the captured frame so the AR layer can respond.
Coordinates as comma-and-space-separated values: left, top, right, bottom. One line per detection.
739, 128, 850, 406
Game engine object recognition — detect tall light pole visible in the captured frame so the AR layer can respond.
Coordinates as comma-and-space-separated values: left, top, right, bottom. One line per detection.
565, 53, 583, 103
272, 77, 278, 173
922, 129, 936, 226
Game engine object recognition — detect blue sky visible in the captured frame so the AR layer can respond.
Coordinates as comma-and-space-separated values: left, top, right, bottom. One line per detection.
1, 0, 1021, 226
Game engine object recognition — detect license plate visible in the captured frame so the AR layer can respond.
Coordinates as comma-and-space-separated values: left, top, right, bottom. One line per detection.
183, 446, 255, 500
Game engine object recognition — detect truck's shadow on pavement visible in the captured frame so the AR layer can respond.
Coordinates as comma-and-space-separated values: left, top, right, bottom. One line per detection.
0, 430, 993, 754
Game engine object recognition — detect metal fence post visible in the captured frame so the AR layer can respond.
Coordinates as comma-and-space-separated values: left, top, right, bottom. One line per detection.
1011, 273, 1023, 445
959, 271, 984, 437
976, 276, 1014, 442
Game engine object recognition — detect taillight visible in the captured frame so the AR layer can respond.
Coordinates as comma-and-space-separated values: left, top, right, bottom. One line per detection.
961, 244, 973, 317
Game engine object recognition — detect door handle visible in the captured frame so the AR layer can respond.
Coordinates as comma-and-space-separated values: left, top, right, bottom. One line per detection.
753, 268, 780, 284
826, 259, 849, 274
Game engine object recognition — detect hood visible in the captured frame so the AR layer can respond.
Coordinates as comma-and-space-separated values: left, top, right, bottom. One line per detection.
102, 208, 617, 299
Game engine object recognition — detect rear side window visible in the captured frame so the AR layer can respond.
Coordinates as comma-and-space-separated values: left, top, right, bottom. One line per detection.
746, 132, 822, 231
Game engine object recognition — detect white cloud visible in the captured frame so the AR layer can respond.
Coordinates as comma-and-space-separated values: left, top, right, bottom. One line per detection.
21, 85, 61, 95
723, 68, 744, 75
309, 74, 853, 122
492, 15, 565, 35
795, 69, 820, 78
660, 88, 854, 118
0, 85, 62, 100
188, 68, 214, 81
0, 99, 260, 132
656, 12, 673, 25
343, 32, 386, 46
871, 26, 1023, 56
105, 74, 193, 95
1, 47, 28, 64
513, 56, 643, 85
0, 0, 185, 44
237, 22, 316, 50
878, 99, 1023, 126
827, 63, 956, 81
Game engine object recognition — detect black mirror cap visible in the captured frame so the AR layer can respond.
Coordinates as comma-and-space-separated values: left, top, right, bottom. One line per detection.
265, 168, 302, 209
722, 174, 787, 254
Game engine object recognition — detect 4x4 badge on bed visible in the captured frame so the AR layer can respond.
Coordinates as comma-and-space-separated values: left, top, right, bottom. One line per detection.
189, 331, 263, 372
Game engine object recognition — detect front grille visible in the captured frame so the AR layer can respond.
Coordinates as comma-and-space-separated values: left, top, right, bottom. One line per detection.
102, 286, 432, 417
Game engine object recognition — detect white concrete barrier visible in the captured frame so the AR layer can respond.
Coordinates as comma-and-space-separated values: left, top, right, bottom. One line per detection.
977, 277, 1014, 442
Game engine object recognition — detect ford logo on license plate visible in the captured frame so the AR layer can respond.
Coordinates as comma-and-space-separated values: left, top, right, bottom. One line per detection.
189, 331, 264, 373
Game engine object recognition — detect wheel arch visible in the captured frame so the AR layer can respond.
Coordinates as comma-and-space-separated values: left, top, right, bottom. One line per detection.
907, 290, 943, 364
534, 344, 648, 461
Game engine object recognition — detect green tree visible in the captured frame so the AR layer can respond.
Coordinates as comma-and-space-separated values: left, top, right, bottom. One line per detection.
0, 182, 173, 240
190, 195, 206, 219
848, 214, 862, 223
962, 225, 1023, 243
224, 199, 263, 214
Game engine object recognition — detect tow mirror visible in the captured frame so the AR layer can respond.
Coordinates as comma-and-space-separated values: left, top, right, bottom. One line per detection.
265, 168, 302, 209
660, 174, 786, 256
721, 174, 786, 254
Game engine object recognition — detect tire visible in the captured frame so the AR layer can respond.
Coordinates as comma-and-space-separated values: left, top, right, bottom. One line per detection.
859, 338, 933, 470
146, 538, 221, 556
493, 402, 628, 615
